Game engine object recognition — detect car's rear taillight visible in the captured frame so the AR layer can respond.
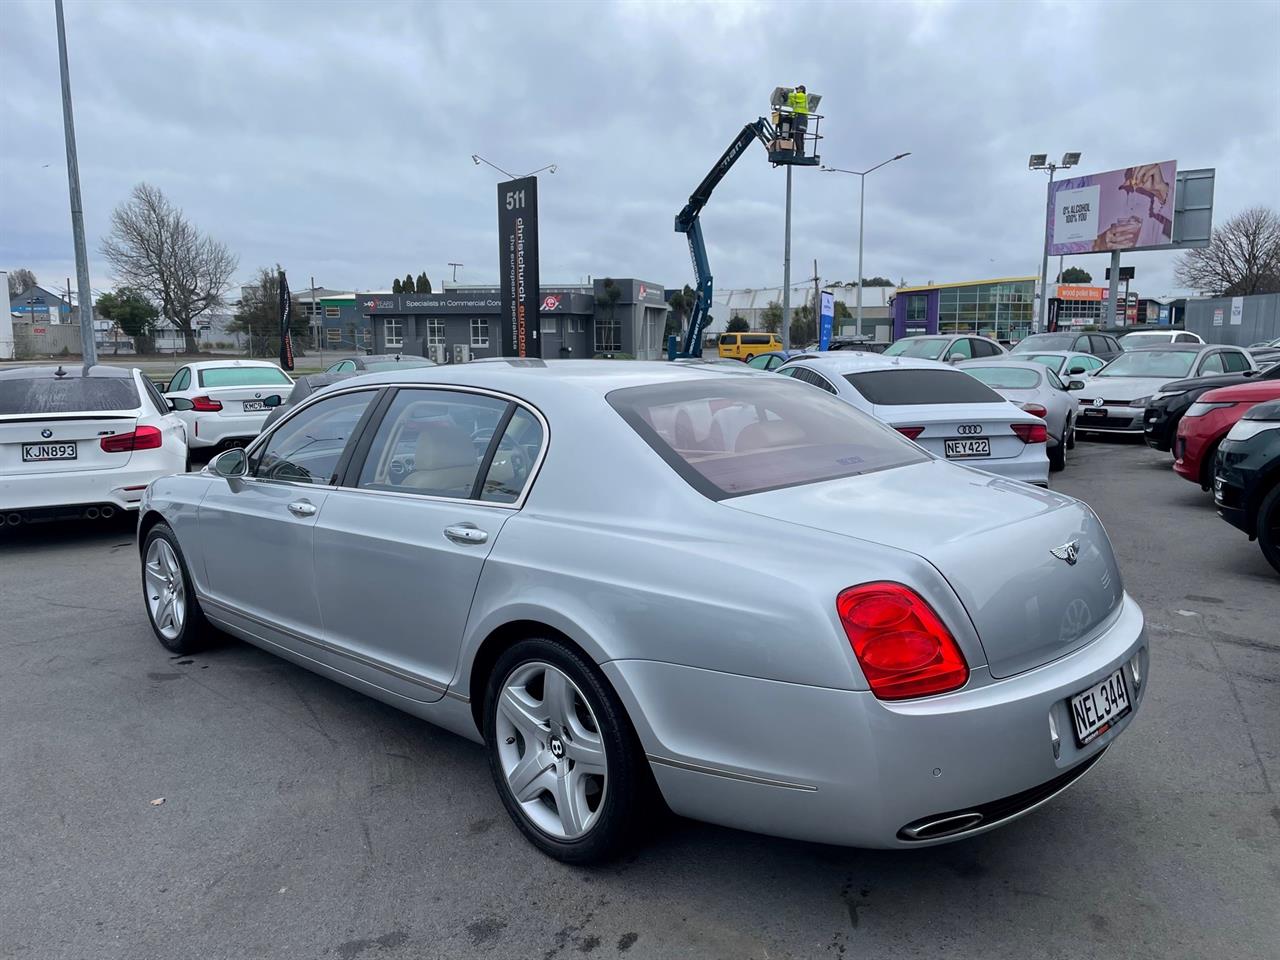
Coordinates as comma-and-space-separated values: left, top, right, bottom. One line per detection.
836, 582, 969, 700
895, 426, 924, 440
191, 395, 222, 411
100, 425, 162, 453
1019, 402, 1048, 419
1012, 422, 1048, 443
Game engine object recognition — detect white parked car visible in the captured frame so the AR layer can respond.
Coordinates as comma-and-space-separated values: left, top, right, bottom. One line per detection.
778, 353, 1050, 486
882, 334, 1008, 363
0, 364, 187, 524
1116, 329, 1204, 349
163, 360, 294, 450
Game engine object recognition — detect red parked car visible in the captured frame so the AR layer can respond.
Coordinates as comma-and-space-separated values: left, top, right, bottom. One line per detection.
1174, 380, 1280, 488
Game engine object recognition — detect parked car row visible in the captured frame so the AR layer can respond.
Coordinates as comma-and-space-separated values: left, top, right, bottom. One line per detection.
1214, 399, 1280, 574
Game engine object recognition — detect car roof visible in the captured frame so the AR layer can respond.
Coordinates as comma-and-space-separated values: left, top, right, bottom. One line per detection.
0, 363, 135, 381
185, 359, 284, 370
782, 353, 950, 374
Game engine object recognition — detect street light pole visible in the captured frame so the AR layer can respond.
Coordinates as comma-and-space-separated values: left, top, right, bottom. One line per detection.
782, 166, 793, 351
821, 153, 911, 337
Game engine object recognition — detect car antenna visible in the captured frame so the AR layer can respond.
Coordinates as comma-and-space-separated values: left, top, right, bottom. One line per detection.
55, 365, 67, 377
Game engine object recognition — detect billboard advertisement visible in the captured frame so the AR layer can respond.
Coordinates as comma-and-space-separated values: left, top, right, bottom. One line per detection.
497, 176, 541, 357
1048, 161, 1176, 256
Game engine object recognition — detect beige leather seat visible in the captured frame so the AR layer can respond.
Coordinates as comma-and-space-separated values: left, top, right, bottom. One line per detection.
402, 423, 478, 494
734, 419, 805, 452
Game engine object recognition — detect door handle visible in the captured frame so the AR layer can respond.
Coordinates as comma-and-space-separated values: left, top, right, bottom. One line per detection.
288, 500, 318, 517
444, 523, 488, 545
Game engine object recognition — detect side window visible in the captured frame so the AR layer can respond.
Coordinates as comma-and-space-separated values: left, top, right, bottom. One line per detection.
943, 339, 972, 360
795, 368, 837, 394
1084, 356, 1105, 372
249, 390, 374, 485
776, 365, 801, 378
355, 389, 510, 499
1176, 333, 1197, 344
1199, 352, 1225, 374
747, 355, 772, 370
1222, 351, 1250, 373
168, 368, 190, 392
141, 377, 168, 415
1045, 367, 1066, 390
972, 338, 1000, 357
481, 407, 544, 503
719, 334, 736, 346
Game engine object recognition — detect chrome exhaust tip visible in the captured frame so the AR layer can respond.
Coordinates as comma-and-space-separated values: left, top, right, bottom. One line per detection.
84, 507, 100, 520
898, 811, 985, 841
5, 512, 22, 526
100, 505, 116, 519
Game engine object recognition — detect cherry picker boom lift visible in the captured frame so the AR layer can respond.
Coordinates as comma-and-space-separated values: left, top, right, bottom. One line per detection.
669, 90, 821, 359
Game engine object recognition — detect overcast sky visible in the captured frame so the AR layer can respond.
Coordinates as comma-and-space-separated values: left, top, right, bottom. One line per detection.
3, 0, 1278, 305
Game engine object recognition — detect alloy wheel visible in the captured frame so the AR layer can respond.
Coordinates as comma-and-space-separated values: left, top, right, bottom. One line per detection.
144, 538, 186, 640
495, 661, 608, 840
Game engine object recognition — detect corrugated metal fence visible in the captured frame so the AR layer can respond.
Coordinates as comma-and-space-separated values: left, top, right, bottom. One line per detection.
1186, 293, 1280, 346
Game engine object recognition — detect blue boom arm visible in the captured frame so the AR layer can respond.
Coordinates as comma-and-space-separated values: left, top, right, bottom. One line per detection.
673, 118, 773, 358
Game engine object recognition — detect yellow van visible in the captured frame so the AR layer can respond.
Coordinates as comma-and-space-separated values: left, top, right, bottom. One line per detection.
718, 331, 783, 361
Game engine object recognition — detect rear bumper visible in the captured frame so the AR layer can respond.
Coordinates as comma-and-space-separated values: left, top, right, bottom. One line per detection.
189, 412, 269, 448
963, 451, 1050, 487
0, 455, 186, 512
605, 594, 1147, 848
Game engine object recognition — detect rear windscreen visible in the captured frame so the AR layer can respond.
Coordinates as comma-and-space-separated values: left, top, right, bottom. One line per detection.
961, 366, 1041, 389
199, 367, 292, 387
0, 377, 140, 414
608, 378, 926, 499
844, 369, 1004, 405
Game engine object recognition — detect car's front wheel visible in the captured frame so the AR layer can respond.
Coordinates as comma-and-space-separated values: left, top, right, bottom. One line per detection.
484, 637, 647, 863
141, 522, 211, 654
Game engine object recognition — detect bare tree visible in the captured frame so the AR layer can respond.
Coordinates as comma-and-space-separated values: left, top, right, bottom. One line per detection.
1174, 206, 1280, 297
7, 268, 38, 297
101, 183, 238, 353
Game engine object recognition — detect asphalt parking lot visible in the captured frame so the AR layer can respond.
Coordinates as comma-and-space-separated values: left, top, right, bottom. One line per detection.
2, 440, 1276, 960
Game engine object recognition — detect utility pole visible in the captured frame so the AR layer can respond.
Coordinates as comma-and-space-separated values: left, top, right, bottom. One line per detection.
782, 166, 793, 351
54, 0, 96, 366
813, 259, 820, 345
311, 274, 320, 364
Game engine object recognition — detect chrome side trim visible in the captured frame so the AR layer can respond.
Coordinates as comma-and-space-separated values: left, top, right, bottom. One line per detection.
646, 754, 817, 792
200, 595, 450, 695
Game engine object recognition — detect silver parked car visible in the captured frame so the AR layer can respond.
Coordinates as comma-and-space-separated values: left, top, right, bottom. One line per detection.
882, 333, 1007, 363
138, 360, 1148, 862
955, 359, 1077, 472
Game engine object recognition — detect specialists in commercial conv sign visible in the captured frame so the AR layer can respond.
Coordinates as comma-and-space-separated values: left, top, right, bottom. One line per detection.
497, 176, 541, 357
1048, 161, 1176, 256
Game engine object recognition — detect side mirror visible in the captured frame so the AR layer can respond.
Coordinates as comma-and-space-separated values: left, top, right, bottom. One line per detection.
210, 447, 248, 479
262, 394, 282, 407
948, 352, 966, 363
1067, 364, 1087, 375
1067, 380, 1086, 391
168, 397, 194, 411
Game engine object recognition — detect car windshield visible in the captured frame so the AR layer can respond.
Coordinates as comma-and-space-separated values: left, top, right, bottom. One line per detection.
962, 366, 1041, 389
844, 369, 1004, 405
1118, 332, 1174, 347
1096, 350, 1197, 378
0, 375, 140, 414
199, 366, 292, 387
1023, 354, 1068, 373
1012, 334, 1075, 352
883, 337, 949, 359
363, 356, 436, 370
607, 378, 926, 500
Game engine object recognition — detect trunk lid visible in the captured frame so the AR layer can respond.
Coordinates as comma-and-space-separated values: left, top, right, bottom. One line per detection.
196, 385, 289, 417
874, 401, 1036, 462
0, 413, 140, 474
726, 458, 1124, 679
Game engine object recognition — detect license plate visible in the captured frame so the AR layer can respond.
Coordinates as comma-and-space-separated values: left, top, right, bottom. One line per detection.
1082, 408, 1107, 417
242, 400, 266, 412
22, 442, 77, 462
1069, 668, 1131, 745
944, 438, 990, 458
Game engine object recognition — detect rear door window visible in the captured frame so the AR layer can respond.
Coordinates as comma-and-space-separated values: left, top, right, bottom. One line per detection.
845, 369, 1004, 405
971, 338, 1001, 357
608, 378, 927, 500
0, 376, 140, 414
1222, 351, 1251, 373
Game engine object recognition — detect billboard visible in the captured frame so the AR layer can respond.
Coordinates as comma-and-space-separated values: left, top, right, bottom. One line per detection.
1048, 161, 1176, 256
497, 176, 541, 357
1056, 285, 1105, 301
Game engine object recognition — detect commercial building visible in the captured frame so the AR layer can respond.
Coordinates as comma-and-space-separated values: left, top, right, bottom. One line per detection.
891, 276, 1037, 343
9, 284, 73, 323
712, 283, 893, 341
359, 279, 670, 361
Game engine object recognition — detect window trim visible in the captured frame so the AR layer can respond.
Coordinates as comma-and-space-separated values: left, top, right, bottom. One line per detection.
239, 382, 550, 510
243, 387, 384, 489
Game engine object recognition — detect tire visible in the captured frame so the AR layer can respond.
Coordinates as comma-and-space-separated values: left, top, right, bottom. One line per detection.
484, 636, 649, 864
1257, 484, 1280, 577
141, 521, 212, 655
1065, 417, 1076, 450
1199, 441, 1220, 492
1049, 437, 1066, 472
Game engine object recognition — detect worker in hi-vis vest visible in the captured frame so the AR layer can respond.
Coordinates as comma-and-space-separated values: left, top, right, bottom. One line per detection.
788, 85, 809, 155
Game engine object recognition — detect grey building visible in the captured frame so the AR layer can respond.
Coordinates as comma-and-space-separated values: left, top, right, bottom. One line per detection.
361, 279, 670, 361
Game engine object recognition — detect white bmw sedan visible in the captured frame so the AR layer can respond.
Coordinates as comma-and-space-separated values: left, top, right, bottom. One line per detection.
0, 364, 187, 524
163, 359, 293, 451
778, 353, 1050, 486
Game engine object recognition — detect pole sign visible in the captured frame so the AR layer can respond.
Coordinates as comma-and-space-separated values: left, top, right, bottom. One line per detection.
819, 290, 834, 351
497, 176, 541, 357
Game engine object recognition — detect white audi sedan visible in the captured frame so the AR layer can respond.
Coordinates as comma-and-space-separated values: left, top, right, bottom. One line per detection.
163, 359, 293, 451
778, 353, 1050, 486
0, 364, 187, 525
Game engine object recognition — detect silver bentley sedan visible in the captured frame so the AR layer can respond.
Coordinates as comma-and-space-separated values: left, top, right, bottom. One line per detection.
137, 360, 1148, 862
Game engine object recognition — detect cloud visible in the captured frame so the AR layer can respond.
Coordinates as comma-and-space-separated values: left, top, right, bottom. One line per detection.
2, 0, 1277, 303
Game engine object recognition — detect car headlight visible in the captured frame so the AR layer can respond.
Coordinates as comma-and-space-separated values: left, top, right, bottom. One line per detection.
1153, 389, 1185, 400
1131, 395, 1152, 407
1226, 419, 1280, 442
1185, 401, 1238, 418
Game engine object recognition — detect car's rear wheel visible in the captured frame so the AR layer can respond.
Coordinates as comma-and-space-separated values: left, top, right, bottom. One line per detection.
141, 522, 211, 654
1049, 435, 1067, 472
1065, 417, 1076, 450
1257, 485, 1280, 576
484, 638, 647, 863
